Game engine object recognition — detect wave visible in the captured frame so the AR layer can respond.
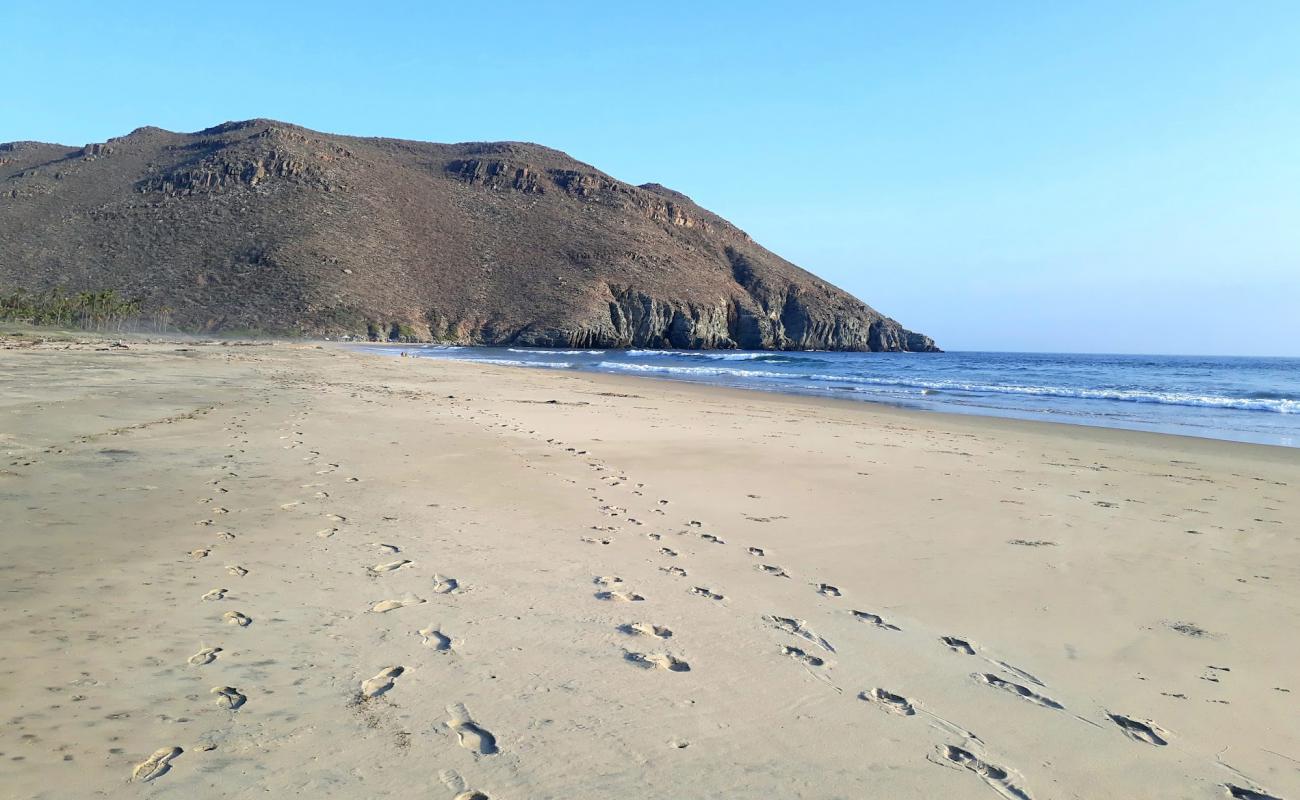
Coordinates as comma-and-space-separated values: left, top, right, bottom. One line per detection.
506, 348, 607, 355
623, 349, 823, 365
1247, 390, 1300, 401
597, 361, 791, 379
458, 358, 575, 369
625, 349, 765, 360
842, 378, 1300, 414
592, 362, 1298, 414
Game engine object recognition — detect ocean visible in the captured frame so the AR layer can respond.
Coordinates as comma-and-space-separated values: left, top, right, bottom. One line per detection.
360, 346, 1300, 448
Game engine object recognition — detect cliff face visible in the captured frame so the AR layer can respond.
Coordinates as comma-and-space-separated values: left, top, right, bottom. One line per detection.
0, 120, 938, 351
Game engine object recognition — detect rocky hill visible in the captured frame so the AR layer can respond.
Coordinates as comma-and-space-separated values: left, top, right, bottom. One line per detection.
0, 120, 937, 351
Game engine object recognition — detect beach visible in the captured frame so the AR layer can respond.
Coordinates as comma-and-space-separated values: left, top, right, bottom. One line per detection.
1, 332, 1296, 799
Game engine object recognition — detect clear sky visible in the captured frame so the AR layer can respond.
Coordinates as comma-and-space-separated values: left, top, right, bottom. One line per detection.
4, 1, 1298, 355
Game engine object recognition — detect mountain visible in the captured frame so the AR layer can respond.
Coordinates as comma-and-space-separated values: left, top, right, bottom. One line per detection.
0, 120, 937, 351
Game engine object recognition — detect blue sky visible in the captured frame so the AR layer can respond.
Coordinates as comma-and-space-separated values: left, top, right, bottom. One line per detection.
4, 1, 1298, 355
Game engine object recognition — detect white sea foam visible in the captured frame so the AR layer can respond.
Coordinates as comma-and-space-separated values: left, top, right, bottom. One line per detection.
836, 377, 1300, 414
593, 362, 1298, 414
597, 362, 791, 379
625, 350, 791, 361
458, 358, 575, 369
506, 348, 607, 355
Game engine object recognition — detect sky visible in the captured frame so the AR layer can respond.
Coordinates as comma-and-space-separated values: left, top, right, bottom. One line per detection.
3, 1, 1298, 355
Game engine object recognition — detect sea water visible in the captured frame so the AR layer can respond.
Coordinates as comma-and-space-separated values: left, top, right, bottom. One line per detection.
361, 346, 1300, 448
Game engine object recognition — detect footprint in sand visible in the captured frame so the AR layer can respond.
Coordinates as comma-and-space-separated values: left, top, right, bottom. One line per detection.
432, 575, 460, 594
940, 745, 1033, 800
445, 704, 498, 755
279, 502, 302, 511
222, 611, 252, 627
815, 583, 842, 598
700, 533, 725, 545
992, 660, 1046, 687
369, 559, 412, 574
201, 588, 228, 601
131, 746, 182, 782
216, 531, 236, 541
189, 548, 211, 559
210, 686, 246, 710
596, 590, 645, 602
976, 674, 1064, 710
691, 586, 724, 601
758, 564, 790, 578
860, 688, 916, 715
593, 576, 624, 586
226, 565, 248, 577
852, 610, 901, 631
660, 566, 688, 577
372, 596, 425, 613
440, 768, 491, 800
659, 547, 678, 557
188, 646, 222, 666
781, 645, 825, 667
374, 543, 401, 554
361, 666, 404, 698
765, 616, 836, 652
1226, 785, 1283, 800
418, 626, 453, 651
747, 546, 766, 557
626, 652, 691, 672
581, 536, 613, 545
619, 622, 673, 638
317, 528, 339, 538
323, 513, 347, 523
942, 635, 976, 654
1106, 713, 1168, 746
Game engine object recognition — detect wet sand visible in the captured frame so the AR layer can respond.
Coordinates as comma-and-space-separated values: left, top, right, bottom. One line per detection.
1, 332, 1296, 799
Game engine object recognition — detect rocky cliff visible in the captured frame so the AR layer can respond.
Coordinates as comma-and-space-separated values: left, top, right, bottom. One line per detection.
0, 120, 937, 351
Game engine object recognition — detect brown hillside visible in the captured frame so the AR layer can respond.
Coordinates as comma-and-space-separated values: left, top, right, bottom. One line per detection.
0, 120, 937, 350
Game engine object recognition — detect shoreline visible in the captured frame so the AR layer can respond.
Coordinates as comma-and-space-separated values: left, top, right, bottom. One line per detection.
2, 334, 1297, 798
360, 344, 1300, 457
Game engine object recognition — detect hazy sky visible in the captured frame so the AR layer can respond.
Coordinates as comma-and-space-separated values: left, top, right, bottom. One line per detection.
4, 1, 1298, 355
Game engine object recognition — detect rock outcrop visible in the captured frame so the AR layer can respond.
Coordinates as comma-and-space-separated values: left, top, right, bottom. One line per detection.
0, 119, 937, 351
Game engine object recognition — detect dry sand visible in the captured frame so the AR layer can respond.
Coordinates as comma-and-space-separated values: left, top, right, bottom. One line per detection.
1, 332, 1297, 799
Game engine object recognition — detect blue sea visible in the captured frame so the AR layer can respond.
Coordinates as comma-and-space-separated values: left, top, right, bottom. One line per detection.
362, 346, 1300, 448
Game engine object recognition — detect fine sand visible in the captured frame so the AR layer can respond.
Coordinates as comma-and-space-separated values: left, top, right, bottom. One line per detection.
1, 333, 1297, 799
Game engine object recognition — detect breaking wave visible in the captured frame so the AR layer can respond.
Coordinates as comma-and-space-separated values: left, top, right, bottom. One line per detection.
506, 348, 607, 355
593, 362, 1298, 414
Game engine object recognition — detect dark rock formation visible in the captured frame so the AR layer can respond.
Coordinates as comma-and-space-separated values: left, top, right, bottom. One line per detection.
0, 119, 937, 351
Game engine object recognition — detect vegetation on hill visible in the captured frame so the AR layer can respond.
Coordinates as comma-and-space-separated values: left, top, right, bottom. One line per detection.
0, 287, 168, 332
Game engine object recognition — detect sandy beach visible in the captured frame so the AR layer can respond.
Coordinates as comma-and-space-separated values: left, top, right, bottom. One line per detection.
1, 332, 1296, 799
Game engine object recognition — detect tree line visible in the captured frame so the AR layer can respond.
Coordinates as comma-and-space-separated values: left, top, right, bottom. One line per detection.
0, 288, 172, 332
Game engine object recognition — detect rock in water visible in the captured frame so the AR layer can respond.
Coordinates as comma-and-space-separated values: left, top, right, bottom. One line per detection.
0, 121, 937, 351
